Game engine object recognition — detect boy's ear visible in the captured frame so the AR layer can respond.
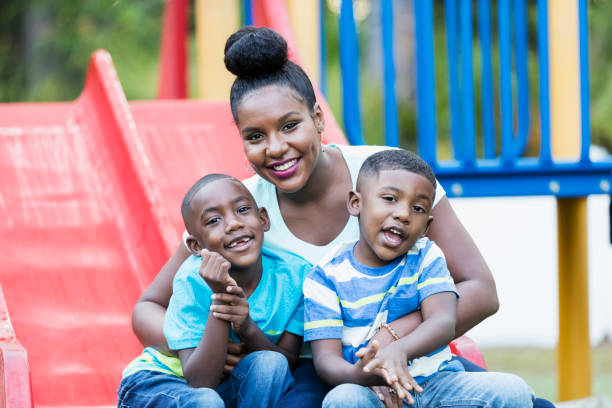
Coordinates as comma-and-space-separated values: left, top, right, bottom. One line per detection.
258, 207, 271, 232
347, 191, 361, 217
185, 235, 203, 256
422, 216, 434, 237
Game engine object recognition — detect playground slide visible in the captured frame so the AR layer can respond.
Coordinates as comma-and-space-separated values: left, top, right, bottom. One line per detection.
0, 46, 349, 406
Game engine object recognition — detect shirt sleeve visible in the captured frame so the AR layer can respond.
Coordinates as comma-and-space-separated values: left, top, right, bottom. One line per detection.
164, 257, 211, 351
303, 265, 344, 342
417, 242, 458, 303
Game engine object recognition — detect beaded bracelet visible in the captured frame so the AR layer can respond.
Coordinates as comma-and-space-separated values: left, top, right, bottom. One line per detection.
381, 322, 400, 341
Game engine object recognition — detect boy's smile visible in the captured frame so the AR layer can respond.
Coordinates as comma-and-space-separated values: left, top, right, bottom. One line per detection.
186, 178, 269, 270
348, 169, 435, 268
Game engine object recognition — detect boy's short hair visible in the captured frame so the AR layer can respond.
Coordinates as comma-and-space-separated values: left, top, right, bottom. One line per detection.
181, 173, 250, 228
357, 149, 437, 191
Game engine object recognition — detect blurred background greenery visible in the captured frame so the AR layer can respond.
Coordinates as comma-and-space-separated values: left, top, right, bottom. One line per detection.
1, 0, 611, 401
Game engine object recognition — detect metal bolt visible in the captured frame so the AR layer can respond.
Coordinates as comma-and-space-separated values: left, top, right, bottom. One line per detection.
549, 181, 560, 194
451, 183, 463, 196
600, 180, 610, 193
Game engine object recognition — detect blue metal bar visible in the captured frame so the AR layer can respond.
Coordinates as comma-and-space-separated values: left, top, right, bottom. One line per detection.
413, 0, 437, 165
513, 0, 530, 157
537, 0, 552, 165
578, 0, 591, 164
460, 0, 476, 167
477, 0, 496, 159
242, 0, 253, 26
319, 0, 327, 97
381, 0, 399, 147
498, 0, 514, 166
444, 0, 463, 161
339, 0, 364, 145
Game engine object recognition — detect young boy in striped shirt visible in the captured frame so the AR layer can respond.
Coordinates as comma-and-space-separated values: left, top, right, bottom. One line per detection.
303, 149, 534, 407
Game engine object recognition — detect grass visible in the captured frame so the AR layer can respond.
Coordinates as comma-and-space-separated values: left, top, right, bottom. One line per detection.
481, 342, 612, 402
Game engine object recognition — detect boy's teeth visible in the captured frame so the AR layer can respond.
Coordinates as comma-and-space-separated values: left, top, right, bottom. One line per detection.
228, 237, 251, 248
389, 228, 402, 236
273, 159, 297, 171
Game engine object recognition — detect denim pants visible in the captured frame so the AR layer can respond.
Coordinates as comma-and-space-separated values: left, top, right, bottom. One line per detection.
322, 366, 535, 407
117, 350, 294, 408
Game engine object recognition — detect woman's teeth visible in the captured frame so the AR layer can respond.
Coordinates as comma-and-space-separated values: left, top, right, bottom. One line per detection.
273, 159, 297, 171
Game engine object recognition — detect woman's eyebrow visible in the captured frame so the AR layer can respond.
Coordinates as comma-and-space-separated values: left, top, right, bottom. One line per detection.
277, 111, 300, 123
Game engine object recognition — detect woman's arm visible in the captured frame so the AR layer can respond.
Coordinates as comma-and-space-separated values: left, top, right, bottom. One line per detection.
132, 242, 191, 353
428, 196, 499, 337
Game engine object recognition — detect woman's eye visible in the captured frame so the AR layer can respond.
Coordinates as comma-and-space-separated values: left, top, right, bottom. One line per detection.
205, 216, 221, 226
238, 206, 251, 214
282, 122, 297, 132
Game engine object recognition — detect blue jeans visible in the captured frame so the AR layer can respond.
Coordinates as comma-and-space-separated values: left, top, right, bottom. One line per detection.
279, 358, 333, 407
455, 356, 554, 408
117, 350, 294, 408
323, 368, 535, 407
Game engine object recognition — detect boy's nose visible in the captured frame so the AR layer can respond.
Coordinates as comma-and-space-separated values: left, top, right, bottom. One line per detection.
393, 205, 412, 222
224, 217, 244, 233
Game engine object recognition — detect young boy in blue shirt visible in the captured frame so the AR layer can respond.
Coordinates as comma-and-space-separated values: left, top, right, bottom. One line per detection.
304, 149, 535, 407
117, 174, 310, 408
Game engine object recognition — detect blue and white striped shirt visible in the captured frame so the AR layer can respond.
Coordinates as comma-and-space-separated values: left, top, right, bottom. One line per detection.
303, 238, 461, 383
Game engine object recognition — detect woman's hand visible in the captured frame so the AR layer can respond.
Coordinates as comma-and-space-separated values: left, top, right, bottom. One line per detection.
370, 386, 403, 408
198, 249, 236, 293
210, 286, 252, 335
224, 341, 246, 374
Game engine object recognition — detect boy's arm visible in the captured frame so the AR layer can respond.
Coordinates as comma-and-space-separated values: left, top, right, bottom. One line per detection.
211, 287, 302, 368
371, 292, 457, 365
311, 338, 383, 387
177, 301, 231, 388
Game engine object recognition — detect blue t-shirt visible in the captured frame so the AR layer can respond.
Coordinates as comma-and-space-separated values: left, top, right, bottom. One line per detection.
303, 238, 461, 383
164, 244, 312, 351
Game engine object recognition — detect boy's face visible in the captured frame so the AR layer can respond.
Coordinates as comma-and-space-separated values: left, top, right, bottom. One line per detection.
348, 169, 435, 268
186, 179, 269, 269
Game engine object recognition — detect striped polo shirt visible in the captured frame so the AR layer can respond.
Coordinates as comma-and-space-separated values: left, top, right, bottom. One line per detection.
303, 238, 461, 383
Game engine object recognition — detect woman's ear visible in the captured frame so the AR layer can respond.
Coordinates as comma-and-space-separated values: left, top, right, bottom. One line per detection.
185, 235, 203, 257
347, 191, 361, 217
258, 207, 271, 232
422, 216, 434, 237
313, 102, 325, 134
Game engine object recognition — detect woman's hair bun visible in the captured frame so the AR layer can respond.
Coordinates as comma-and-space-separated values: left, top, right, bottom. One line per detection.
224, 26, 288, 77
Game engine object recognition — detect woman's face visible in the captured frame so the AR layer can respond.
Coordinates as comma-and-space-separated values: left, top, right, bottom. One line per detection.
236, 85, 324, 193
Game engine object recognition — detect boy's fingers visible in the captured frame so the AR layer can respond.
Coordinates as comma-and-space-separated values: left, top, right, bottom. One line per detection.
212, 312, 237, 322
226, 342, 245, 354
362, 357, 382, 373
226, 285, 245, 297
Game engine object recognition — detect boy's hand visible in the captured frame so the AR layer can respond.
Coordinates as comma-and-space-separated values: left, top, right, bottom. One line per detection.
224, 341, 246, 374
361, 341, 422, 405
210, 286, 252, 336
198, 249, 236, 293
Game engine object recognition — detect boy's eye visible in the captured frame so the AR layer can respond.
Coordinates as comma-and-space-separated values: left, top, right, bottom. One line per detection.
381, 195, 397, 202
412, 205, 426, 213
246, 132, 263, 142
205, 216, 221, 226
282, 122, 298, 132
237, 205, 251, 214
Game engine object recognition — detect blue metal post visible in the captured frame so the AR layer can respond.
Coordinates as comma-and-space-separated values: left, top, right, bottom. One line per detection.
242, 0, 253, 25
444, 0, 463, 161
499, 0, 514, 166
460, 0, 476, 167
381, 0, 399, 147
578, 0, 591, 164
319, 0, 327, 97
514, 0, 531, 157
478, 0, 496, 159
339, 0, 364, 145
414, 0, 437, 165
537, 0, 552, 165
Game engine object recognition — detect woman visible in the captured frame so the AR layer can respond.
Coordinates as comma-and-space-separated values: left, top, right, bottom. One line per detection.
132, 27, 549, 408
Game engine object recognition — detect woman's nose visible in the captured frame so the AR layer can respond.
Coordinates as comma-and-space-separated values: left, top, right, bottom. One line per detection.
267, 133, 288, 157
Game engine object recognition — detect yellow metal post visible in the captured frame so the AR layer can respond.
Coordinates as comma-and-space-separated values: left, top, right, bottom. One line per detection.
287, 0, 321, 87
549, 0, 592, 401
195, 0, 239, 100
